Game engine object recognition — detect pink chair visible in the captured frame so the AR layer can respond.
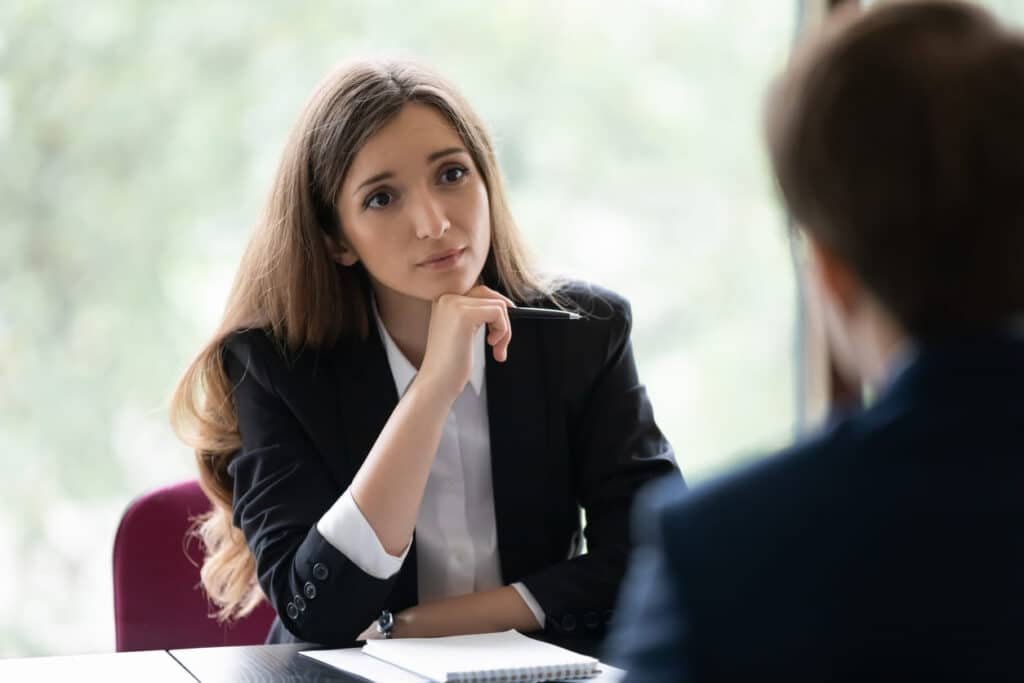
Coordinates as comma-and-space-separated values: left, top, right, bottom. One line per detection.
113, 479, 276, 651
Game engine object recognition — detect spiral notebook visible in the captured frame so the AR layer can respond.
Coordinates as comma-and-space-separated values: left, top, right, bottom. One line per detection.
360, 629, 600, 682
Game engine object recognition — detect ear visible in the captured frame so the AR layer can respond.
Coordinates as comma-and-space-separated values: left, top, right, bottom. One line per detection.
805, 234, 862, 316
324, 233, 360, 267
804, 231, 869, 389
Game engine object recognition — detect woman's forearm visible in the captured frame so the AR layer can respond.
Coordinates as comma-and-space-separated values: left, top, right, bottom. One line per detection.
348, 290, 512, 558
392, 586, 543, 639
348, 376, 453, 556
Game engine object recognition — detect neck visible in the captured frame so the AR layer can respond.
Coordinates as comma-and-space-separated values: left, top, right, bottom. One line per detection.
873, 329, 912, 385
857, 303, 911, 388
373, 285, 432, 368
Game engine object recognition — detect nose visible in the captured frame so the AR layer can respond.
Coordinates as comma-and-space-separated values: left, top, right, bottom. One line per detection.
411, 191, 450, 240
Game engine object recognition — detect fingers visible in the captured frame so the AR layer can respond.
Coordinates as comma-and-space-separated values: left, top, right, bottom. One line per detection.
490, 303, 512, 363
433, 287, 515, 363
466, 284, 517, 308
459, 299, 512, 363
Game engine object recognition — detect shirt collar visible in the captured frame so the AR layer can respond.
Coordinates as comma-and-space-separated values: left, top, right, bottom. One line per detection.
372, 300, 486, 398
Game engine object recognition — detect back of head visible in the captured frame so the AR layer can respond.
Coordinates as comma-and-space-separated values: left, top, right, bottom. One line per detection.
767, 0, 1024, 340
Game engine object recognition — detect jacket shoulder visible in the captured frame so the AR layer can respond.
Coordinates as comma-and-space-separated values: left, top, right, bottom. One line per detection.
649, 419, 865, 574
223, 327, 280, 361
221, 327, 329, 392
526, 281, 636, 378
545, 279, 632, 324
221, 328, 280, 387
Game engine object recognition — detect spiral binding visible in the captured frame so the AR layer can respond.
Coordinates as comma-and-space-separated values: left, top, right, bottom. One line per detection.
448, 662, 597, 681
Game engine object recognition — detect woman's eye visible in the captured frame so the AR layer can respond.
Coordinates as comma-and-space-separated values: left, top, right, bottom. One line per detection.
440, 166, 467, 184
365, 191, 393, 209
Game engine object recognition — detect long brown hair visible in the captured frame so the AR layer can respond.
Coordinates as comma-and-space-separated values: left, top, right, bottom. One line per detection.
171, 59, 546, 621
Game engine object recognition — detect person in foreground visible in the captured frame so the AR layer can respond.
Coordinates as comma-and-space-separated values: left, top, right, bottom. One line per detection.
170, 59, 677, 650
608, 1, 1024, 679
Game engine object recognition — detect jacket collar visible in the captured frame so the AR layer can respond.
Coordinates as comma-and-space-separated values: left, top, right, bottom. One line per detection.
876, 330, 1024, 411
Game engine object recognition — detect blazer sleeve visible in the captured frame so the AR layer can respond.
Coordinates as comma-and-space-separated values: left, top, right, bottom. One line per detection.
223, 331, 395, 645
519, 288, 681, 638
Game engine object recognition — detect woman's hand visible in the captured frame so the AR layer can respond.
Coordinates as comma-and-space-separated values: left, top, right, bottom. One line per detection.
415, 285, 514, 404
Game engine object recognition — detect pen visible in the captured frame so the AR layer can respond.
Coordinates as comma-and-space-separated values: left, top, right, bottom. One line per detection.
507, 307, 581, 321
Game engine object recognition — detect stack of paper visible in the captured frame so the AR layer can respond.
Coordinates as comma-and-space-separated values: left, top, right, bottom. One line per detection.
303, 629, 602, 682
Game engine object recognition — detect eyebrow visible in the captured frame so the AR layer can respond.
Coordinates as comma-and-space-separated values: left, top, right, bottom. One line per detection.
427, 146, 465, 162
352, 147, 469, 195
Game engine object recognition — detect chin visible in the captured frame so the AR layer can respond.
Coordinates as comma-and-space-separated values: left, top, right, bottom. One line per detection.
430, 274, 478, 298
401, 278, 463, 303
423, 264, 484, 297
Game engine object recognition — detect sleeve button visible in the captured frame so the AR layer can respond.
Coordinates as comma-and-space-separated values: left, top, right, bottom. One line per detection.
312, 562, 329, 581
304, 581, 317, 600
584, 611, 600, 630
294, 595, 306, 612
285, 602, 299, 620
561, 614, 577, 632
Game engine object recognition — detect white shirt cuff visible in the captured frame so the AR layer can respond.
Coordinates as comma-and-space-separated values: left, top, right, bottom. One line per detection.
316, 489, 410, 580
511, 582, 546, 628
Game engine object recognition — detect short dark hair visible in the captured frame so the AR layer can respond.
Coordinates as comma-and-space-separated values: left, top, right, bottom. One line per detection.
767, 0, 1024, 339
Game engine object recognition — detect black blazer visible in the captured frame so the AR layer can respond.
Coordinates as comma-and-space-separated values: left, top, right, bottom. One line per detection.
608, 333, 1024, 681
223, 281, 678, 649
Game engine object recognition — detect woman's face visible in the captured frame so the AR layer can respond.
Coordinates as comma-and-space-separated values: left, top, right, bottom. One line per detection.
334, 103, 491, 309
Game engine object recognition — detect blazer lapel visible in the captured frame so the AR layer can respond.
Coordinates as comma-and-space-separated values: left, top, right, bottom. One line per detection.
332, 323, 398, 478
332, 325, 420, 609
486, 321, 552, 583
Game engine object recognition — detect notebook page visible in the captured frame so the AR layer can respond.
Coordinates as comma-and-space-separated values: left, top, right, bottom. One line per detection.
362, 630, 599, 682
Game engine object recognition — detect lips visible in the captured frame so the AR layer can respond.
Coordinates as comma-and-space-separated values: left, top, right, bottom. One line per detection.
418, 247, 465, 266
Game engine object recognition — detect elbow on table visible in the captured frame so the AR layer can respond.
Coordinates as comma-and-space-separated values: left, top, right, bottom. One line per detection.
272, 592, 370, 646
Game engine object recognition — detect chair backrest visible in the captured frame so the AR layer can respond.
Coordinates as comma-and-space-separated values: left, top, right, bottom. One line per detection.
112, 479, 276, 651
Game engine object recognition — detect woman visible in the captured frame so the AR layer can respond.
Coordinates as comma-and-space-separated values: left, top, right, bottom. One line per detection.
171, 58, 678, 649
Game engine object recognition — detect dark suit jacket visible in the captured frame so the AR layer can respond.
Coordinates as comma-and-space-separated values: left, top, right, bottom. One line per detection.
223, 281, 678, 649
608, 334, 1024, 681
